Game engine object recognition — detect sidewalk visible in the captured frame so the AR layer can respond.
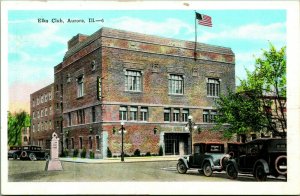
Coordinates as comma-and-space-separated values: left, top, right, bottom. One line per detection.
59, 155, 181, 164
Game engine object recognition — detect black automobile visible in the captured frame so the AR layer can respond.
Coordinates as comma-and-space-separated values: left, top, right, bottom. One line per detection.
227, 142, 243, 159
8, 146, 22, 159
19, 145, 50, 161
177, 142, 231, 177
226, 138, 287, 181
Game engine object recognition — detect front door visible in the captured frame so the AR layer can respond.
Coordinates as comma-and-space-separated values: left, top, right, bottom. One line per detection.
164, 133, 188, 155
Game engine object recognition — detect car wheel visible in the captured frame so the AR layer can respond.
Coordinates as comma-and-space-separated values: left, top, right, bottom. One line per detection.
226, 163, 238, 179
203, 162, 213, 177
177, 161, 187, 174
254, 165, 267, 181
13, 153, 18, 160
29, 153, 37, 161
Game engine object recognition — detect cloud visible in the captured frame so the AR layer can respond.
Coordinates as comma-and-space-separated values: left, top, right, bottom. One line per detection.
8, 22, 66, 52
109, 16, 193, 38
198, 22, 286, 43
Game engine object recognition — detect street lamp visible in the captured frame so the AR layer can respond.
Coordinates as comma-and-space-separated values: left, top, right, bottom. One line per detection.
118, 121, 127, 162
184, 115, 197, 154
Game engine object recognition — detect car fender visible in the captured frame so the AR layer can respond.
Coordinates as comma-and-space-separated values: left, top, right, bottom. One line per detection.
253, 159, 270, 174
178, 157, 189, 169
226, 159, 239, 171
201, 158, 214, 168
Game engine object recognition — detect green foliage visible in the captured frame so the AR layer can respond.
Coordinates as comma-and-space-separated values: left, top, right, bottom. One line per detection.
215, 43, 286, 138
215, 91, 267, 138
8, 111, 30, 146
145, 152, 151, 156
133, 149, 141, 156
159, 145, 163, 156
89, 151, 95, 159
81, 147, 86, 158
107, 147, 112, 158
73, 149, 79, 157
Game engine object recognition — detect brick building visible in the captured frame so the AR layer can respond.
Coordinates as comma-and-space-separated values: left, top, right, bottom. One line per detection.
30, 83, 55, 151
31, 27, 235, 158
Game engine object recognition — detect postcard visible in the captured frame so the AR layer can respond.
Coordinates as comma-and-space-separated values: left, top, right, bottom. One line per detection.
1, 0, 300, 195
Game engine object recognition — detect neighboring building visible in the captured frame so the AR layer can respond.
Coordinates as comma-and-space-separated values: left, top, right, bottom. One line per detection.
30, 84, 55, 151
31, 27, 235, 158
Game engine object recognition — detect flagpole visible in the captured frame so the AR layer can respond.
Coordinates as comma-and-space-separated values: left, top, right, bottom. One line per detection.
194, 10, 197, 61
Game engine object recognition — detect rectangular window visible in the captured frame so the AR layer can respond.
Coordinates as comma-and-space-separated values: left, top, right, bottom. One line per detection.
182, 109, 189, 122
119, 106, 127, 121
203, 110, 209, 123
71, 138, 74, 149
130, 107, 138, 121
89, 136, 92, 149
164, 108, 171, 122
207, 78, 220, 97
77, 109, 85, 124
45, 94, 48, 102
140, 107, 148, 121
173, 109, 180, 122
77, 75, 84, 97
41, 95, 44, 103
79, 137, 83, 149
45, 108, 48, 116
49, 92, 52, 100
203, 110, 218, 123
92, 106, 96, 122
169, 74, 184, 95
68, 112, 71, 126
125, 70, 141, 92
96, 136, 100, 150
66, 138, 69, 149
210, 110, 217, 123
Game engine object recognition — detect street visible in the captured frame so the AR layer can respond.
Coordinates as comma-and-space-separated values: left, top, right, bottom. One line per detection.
8, 160, 286, 182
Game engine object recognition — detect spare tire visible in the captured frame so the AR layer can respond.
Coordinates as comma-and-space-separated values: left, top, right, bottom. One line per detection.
275, 155, 287, 175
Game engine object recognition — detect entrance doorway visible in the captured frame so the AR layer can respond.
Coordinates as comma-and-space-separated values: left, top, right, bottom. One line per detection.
164, 133, 189, 155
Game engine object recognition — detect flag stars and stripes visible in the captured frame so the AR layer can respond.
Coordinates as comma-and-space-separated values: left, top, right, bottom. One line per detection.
196, 12, 212, 27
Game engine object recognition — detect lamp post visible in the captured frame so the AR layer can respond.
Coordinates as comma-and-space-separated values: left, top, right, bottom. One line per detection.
185, 115, 197, 154
118, 121, 126, 162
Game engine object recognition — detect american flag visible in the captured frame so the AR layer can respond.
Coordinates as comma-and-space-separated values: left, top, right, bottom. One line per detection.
196, 12, 212, 27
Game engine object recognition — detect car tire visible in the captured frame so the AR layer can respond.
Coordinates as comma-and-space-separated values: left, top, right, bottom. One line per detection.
226, 163, 238, 179
29, 153, 37, 161
254, 165, 267, 181
177, 161, 187, 174
203, 162, 213, 177
13, 153, 18, 160
275, 155, 287, 176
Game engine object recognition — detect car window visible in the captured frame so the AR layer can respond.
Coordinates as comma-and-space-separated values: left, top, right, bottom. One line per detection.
23, 146, 29, 150
194, 145, 200, 154
207, 145, 224, 153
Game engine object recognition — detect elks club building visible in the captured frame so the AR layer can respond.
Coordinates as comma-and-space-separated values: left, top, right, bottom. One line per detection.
30, 27, 235, 158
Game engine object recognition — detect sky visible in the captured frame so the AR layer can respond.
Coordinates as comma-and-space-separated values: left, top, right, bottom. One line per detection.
7, 9, 286, 113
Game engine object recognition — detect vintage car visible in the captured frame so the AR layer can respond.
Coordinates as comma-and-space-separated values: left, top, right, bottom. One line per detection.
226, 138, 287, 181
19, 145, 50, 161
8, 146, 22, 159
177, 142, 231, 177
227, 142, 243, 159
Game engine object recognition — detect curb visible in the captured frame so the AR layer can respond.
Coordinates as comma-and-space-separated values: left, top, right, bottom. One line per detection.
59, 156, 180, 164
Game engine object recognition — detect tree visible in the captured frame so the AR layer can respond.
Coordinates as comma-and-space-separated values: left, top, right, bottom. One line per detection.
215, 43, 286, 139
8, 111, 30, 146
